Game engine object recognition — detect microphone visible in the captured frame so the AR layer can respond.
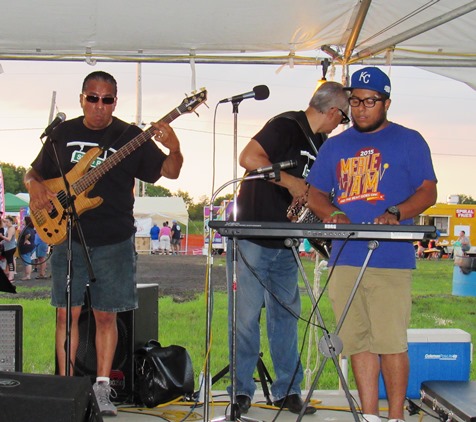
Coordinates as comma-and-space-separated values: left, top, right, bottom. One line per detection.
219, 85, 270, 104
40, 112, 66, 139
248, 160, 297, 175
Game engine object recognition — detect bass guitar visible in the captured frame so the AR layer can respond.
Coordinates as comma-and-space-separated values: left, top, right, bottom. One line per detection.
31, 89, 207, 245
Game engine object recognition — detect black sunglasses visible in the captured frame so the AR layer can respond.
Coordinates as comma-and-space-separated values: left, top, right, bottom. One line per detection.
338, 108, 350, 125
82, 94, 116, 105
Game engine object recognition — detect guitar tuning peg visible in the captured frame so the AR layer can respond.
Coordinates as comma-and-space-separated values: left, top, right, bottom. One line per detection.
193, 111, 200, 117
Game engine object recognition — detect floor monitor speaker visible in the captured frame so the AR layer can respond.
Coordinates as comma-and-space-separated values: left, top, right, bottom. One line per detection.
73, 283, 158, 403
0, 305, 22, 372
0, 371, 103, 422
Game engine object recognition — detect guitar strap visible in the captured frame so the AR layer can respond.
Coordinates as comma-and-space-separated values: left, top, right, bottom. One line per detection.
269, 111, 326, 156
271, 111, 335, 202
99, 119, 134, 152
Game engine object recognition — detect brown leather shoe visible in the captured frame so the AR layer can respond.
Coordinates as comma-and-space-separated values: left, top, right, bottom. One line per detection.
273, 394, 317, 415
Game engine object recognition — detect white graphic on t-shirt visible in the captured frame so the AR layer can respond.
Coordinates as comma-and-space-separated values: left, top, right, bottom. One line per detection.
67, 141, 118, 169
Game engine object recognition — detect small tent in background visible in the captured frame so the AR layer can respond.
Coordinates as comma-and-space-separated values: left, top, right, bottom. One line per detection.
133, 196, 189, 254
4, 193, 29, 214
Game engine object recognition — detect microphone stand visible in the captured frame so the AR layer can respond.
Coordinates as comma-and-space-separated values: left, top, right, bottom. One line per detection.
205, 174, 276, 422
45, 134, 96, 376
229, 99, 242, 422
207, 99, 273, 422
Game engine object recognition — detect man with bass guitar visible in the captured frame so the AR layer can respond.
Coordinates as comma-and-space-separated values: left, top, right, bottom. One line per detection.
24, 71, 184, 416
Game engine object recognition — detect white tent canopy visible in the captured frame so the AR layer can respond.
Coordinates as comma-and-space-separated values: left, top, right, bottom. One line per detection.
133, 196, 189, 254
0, 0, 475, 88
133, 196, 188, 227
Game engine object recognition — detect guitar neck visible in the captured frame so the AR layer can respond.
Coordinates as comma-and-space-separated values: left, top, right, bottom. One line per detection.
72, 108, 181, 194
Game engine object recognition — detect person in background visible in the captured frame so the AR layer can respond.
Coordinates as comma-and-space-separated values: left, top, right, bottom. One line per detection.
228, 81, 350, 415
34, 234, 50, 279
171, 220, 181, 255
416, 239, 429, 259
457, 230, 471, 253
24, 70, 183, 416
18, 216, 36, 281
159, 221, 172, 255
150, 223, 160, 254
307, 67, 437, 422
0, 216, 7, 275
0, 215, 17, 283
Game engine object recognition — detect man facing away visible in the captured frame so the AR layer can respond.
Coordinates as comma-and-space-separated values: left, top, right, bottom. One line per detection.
150, 223, 160, 254
171, 220, 181, 255
228, 81, 350, 416
24, 71, 183, 416
307, 67, 437, 422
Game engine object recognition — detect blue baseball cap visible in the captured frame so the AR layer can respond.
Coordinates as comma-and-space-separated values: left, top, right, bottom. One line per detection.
345, 67, 391, 97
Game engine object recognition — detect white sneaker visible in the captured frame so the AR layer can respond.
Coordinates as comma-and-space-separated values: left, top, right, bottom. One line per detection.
361, 415, 382, 422
93, 381, 117, 416
388, 419, 405, 422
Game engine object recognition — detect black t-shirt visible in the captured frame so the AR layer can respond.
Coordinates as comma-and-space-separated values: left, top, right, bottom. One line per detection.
236, 111, 324, 247
31, 116, 167, 246
171, 223, 181, 239
420, 239, 429, 248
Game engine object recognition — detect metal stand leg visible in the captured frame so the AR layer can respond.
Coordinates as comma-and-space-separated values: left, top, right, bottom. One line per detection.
211, 238, 263, 422
210, 354, 273, 406
256, 355, 273, 406
293, 240, 380, 422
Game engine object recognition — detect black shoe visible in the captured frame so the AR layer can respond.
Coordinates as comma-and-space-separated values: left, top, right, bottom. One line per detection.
273, 394, 317, 415
236, 395, 251, 414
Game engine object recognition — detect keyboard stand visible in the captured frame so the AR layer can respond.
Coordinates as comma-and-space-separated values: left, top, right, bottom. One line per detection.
294, 239, 380, 422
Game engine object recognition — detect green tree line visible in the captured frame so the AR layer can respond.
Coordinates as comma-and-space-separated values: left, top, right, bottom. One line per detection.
1, 162, 233, 220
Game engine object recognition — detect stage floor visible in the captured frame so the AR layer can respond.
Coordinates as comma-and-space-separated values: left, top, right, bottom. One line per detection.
112, 390, 433, 421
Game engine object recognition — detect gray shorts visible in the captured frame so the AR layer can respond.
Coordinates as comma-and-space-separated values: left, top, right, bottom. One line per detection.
51, 236, 137, 312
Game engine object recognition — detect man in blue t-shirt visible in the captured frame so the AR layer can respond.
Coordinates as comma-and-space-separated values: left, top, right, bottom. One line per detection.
306, 67, 437, 422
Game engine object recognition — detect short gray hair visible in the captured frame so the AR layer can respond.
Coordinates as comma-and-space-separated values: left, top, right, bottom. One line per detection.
309, 81, 349, 113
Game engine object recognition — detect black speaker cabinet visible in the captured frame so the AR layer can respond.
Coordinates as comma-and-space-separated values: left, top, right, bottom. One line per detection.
0, 371, 103, 422
0, 305, 22, 372
73, 283, 158, 403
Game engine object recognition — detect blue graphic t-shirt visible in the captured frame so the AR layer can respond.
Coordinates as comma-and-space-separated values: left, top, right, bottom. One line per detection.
306, 122, 437, 269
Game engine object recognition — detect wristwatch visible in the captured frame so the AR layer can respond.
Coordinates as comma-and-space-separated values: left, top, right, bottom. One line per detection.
386, 205, 401, 221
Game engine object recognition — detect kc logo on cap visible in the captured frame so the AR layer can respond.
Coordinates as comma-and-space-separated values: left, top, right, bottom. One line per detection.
346, 67, 391, 97
358, 71, 373, 84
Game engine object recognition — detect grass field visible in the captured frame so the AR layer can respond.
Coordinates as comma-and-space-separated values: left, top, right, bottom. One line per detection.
1, 257, 475, 391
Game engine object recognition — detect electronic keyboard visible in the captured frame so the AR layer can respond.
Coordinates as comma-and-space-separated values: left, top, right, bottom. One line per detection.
208, 221, 436, 241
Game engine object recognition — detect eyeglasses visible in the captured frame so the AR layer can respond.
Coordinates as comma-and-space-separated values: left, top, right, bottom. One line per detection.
338, 108, 350, 124
82, 94, 116, 105
349, 97, 385, 108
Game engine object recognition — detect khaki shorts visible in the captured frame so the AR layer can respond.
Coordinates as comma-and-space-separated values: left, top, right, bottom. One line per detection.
328, 266, 412, 356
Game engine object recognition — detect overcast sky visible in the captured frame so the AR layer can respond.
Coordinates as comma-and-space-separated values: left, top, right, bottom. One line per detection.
0, 60, 475, 203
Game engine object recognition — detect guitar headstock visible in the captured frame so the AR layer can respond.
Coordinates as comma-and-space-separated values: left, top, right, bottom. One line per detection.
178, 88, 208, 116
